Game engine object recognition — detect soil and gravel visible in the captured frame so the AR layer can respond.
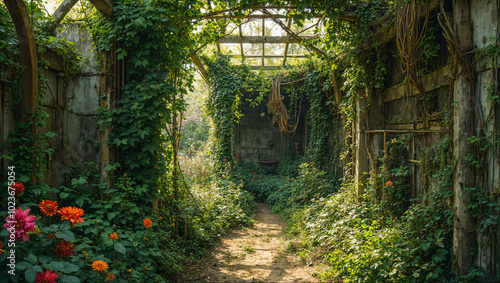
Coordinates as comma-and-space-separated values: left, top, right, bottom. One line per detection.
180, 203, 319, 283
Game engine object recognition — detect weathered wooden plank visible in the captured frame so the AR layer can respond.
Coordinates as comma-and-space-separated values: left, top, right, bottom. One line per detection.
384, 66, 450, 102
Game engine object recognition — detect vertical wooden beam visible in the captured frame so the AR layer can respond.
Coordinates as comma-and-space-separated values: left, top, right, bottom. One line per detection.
99, 53, 112, 187
239, 25, 244, 64
283, 18, 292, 66
354, 94, 369, 201
261, 19, 265, 67
452, 0, 476, 276
4, 0, 39, 184
4, 0, 39, 117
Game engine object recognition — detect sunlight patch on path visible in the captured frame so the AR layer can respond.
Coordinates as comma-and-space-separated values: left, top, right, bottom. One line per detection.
183, 203, 319, 282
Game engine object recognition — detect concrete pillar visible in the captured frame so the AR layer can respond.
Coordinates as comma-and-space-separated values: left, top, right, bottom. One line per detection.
452, 0, 476, 275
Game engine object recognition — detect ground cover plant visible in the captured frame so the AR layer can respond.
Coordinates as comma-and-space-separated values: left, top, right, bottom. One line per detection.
2, 0, 499, 281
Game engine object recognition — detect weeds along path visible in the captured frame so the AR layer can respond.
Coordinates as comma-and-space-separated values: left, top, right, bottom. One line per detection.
181, 203, 319, 282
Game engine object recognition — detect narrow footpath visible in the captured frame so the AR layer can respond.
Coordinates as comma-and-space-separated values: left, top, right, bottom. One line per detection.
181, 203, 319, 282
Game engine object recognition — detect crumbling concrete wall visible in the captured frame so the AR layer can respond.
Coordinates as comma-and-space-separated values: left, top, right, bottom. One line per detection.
236, 93, 306, 166
1, 24, 102, 187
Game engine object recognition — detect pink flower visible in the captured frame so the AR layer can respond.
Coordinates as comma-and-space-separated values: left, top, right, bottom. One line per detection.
3, 207, 37, 242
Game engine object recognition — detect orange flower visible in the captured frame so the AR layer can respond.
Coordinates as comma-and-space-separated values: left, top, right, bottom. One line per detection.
54, 241, 75, 258
143, 218, 152, 228
10, 181, 24, 196
92, 260, 109, 272
105, 271, 116, 282
39, 200, 58, 216
47, 233, 56, 239
109, 233, 119, 240
0, 241, 4, 254
386, 181, 393, 187
57, 206, 85, 227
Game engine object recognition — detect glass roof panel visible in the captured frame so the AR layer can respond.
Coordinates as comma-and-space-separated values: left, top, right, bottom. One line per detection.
265, 43, 285, 56
245, 58, 261, 66
264, 58, 282, 66
267, 21, 284, 36
243, 43, 261, 56
220, 43, 240, 55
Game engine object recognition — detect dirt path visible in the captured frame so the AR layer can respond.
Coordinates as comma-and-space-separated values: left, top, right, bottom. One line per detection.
181, 203, 319, 282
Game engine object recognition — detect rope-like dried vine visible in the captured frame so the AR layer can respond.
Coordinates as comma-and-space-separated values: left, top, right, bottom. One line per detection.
268, 77, 302, 138
396, 0, 429, 105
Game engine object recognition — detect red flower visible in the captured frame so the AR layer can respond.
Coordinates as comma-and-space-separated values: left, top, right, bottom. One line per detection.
39, 200, 58, 217
143, 218, 152, 228
3, 207, 37, 242
10, 181, 25, 196
0, 241, 4, 254
35, 269, 59, 283
57, 207, 85, 227
54, 241, 75, 258
259, 176, 262, 179
386, 181, 393, 187
235, 155, 242, 160
224, 159, 227, 161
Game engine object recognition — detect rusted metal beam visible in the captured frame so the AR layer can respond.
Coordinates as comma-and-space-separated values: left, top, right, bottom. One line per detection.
88, 0, 113, 18
4, 0, 39, 115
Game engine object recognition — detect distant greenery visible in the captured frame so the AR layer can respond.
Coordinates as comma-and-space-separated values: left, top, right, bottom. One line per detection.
234, 137, 457, 282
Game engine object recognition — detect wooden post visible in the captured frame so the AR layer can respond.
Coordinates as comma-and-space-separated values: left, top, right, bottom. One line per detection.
354, 94, 369, 200
452, 0, 476, 275
4, 0, 38, 117
4, 0, 39, 184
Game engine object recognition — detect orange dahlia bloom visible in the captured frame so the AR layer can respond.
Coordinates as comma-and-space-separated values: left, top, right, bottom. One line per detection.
39, 200, 58, 216
54, 241, 75, 258
92, 260, 109, 272
109, 233, 119, 240
386, 181, 393, 187
57, 206, 85, 227
105, 271, 116, 282
143, 218, 152, 228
